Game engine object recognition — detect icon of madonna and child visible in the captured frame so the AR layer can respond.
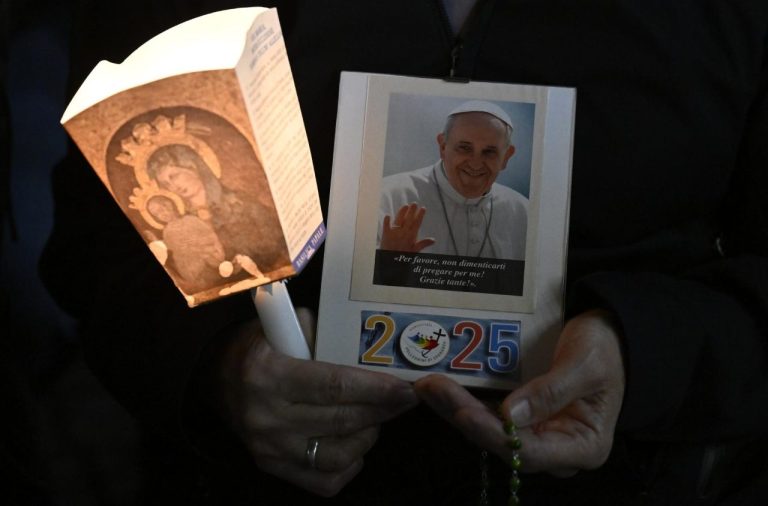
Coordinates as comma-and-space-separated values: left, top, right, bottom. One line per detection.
107, 109, 290, 303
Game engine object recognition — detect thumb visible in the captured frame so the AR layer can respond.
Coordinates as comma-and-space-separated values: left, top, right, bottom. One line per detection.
501, 312, 614, 427
414, 238, 436, 252
501, 366, 582, 428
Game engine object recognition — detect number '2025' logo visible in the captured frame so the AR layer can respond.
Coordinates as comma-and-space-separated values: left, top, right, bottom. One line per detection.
360, 313, 520, 375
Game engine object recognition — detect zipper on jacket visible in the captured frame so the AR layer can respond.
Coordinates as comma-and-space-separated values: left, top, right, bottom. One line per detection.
437, 0, 496, 81
436, 0, 472, 80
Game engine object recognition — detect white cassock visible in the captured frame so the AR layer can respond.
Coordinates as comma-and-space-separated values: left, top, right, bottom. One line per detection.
379, 161, 528, 260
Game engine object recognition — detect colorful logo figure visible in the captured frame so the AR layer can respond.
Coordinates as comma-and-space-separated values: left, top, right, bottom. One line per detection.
409, 330, 443, 357
399, 320, 450, 367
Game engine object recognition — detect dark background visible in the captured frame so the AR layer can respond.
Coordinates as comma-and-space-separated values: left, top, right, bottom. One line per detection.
2, 1, 146, 504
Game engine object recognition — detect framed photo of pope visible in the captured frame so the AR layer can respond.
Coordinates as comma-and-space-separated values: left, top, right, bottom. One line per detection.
316, 72, 574, 388
374, 94, 534, 298
347, 75, 555, 314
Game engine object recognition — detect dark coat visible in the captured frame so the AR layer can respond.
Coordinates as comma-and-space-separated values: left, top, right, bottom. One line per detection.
41, 1, 768, 504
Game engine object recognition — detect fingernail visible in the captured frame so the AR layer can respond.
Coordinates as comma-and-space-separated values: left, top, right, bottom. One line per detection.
508, 400, 531, 427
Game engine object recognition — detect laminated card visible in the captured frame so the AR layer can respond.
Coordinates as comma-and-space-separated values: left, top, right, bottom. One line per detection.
61, 8, 325, 307
316, 73, 575, 389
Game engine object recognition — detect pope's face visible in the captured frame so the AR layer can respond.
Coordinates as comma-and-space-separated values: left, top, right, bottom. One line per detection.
155, 164, 205, 202
437, 112, 515, 199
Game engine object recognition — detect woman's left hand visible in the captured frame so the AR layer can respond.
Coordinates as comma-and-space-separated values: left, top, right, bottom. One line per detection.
415, 309, 625, 476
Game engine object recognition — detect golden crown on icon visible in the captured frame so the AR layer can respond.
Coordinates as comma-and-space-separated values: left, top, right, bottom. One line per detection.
116, 114, 221, 185
116, 113, 221, 229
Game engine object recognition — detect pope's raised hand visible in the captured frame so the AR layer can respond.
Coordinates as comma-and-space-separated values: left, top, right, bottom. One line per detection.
380, 202, 436, 252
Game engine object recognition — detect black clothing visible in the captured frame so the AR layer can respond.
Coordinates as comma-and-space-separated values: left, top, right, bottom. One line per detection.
41, 1, 768, 504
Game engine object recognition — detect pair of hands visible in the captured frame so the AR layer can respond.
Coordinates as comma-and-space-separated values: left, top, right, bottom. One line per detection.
214, 309, 625, 496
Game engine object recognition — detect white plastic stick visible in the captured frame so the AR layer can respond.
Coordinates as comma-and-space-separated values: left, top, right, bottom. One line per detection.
251, 281, 311, 359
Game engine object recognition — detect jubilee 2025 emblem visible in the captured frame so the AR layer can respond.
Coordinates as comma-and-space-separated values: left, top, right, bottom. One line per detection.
399, 320, 450, 367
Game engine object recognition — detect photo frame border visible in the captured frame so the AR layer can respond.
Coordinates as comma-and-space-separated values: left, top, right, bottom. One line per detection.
316, 72, 575, 388
351, 75, 549, 312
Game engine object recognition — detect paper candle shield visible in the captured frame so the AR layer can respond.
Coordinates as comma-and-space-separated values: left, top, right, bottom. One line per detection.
61, 8, 325, 307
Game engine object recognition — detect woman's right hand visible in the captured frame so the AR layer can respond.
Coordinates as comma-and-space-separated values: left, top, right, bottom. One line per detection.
213, 317, 418, 497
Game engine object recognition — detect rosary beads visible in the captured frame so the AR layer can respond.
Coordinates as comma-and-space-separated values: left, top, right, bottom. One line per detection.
478, 418, 522, 506
504, 420, 522, 506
